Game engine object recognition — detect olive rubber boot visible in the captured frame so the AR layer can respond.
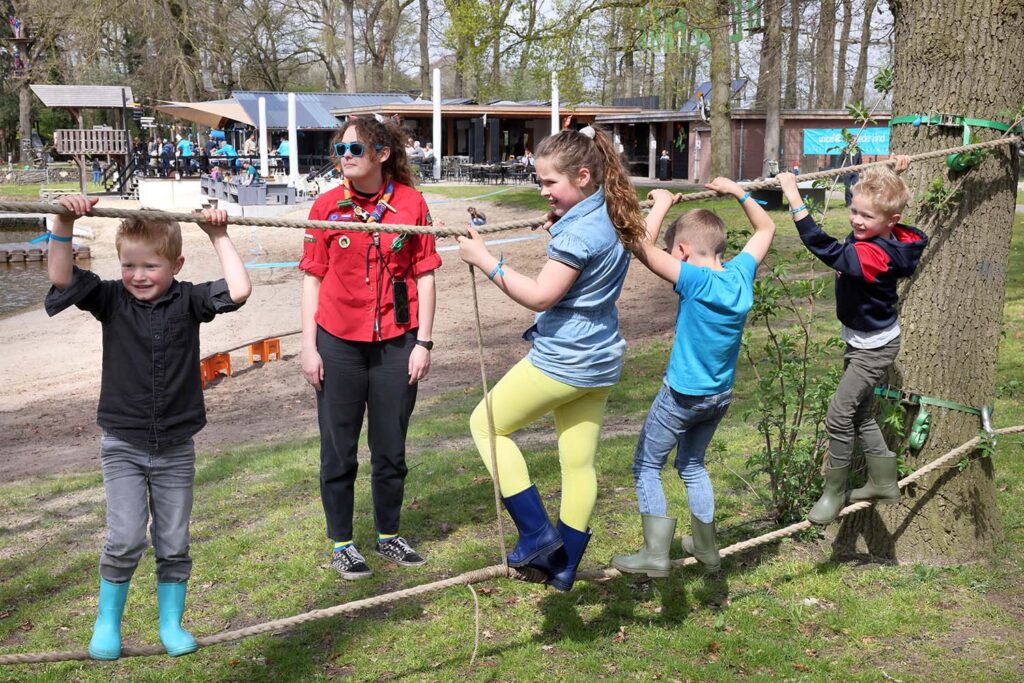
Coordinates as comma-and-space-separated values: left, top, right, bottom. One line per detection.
849, 454, 901, 504
680, 514, 721, 573
611, 514, 677, 578
808, 465, 850, 525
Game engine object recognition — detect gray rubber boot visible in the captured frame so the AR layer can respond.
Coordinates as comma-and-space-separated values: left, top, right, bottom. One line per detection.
808, 465, 850, 525
849, 454, 901, 503
680, 514, 720, 572
610, 514, 676, 578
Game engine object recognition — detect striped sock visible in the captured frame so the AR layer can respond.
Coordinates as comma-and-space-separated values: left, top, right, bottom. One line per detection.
333, 541, 352, 553
377, 533, 398, 543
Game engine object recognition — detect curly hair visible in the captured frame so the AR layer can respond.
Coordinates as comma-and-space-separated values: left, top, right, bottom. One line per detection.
332, 116, 415, 187
535, 126, 645, 252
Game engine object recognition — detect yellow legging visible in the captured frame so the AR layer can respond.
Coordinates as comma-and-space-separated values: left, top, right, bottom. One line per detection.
469, 358, 611, 531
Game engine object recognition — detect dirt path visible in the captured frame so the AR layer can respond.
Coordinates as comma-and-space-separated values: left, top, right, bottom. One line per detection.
0, 189, 675, 481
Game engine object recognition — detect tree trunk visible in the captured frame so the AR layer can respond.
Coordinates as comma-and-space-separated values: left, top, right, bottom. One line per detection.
342, 0, 357, 90
709, 0, 733, 178
834, 0, 1024, 565
813, 0, 835, 107
419, 0, 430, 95
833, 0, 853, 107
761, 0, 783, 178
18, 79, 32, 165
850, 0, 878, 103
784, 0, 800, 108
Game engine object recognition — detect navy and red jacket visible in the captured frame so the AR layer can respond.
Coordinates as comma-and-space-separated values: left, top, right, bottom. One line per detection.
795, 215, 928, 332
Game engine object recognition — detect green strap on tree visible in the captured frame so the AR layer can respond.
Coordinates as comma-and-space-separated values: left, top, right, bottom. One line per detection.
889, 114, 1024, 172
874, 385, 987, 450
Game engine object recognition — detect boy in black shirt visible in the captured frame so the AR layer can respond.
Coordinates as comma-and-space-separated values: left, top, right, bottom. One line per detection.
45, 195, 251, 659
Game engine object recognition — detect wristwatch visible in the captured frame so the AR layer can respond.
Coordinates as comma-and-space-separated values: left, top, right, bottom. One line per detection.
415, 339, 434, 350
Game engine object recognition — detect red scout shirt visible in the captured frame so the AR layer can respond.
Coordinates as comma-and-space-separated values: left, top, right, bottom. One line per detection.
299, 180, 442, 342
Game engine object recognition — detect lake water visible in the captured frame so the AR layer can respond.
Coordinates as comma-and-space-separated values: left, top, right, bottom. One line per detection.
0, 229, 57, 317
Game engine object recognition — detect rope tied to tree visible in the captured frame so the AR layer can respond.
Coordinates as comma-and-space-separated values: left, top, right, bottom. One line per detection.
2, 424, 1020, 666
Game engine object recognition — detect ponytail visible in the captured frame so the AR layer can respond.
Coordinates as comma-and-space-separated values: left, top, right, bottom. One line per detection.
535, 126, 645, 251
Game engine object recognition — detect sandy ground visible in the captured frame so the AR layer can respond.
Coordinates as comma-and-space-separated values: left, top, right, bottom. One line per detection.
0, 189, 676, 481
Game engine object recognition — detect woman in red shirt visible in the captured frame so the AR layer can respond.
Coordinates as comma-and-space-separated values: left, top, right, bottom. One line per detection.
299, 116, 441, 580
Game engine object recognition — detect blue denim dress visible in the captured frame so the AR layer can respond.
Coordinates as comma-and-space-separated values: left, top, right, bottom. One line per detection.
525, 187, 630, 387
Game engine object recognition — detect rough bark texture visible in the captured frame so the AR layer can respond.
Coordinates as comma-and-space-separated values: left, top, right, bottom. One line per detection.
834, 0, 1024, 565
18, 80, 32, 165
813, 0, 835, 107
833, 0, 853, 106
783, 0, 800, 108
761, 0, 783, 177
343, 0, 357, 90
419, 0, 430, 95
709, 0, 733, 179
849, 0, 878, 103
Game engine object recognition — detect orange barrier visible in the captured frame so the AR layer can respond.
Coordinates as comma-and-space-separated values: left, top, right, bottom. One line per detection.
247, 337, 281, 364
200, 352, 232, 389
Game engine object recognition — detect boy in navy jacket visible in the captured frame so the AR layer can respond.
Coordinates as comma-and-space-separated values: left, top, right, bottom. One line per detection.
778, 157, 927, 525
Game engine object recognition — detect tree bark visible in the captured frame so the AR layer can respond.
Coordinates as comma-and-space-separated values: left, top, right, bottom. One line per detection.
833, 0, 853, 106
761, 0, 783, 178
709, 0, 733, 178
813, 0, 835, 107
18, 79, 32, 165
850, 0, 878, 103
784, 0, 800, 108
342, 0, 357, 90
834, 0, 1024, 565
419, 0, 430, 95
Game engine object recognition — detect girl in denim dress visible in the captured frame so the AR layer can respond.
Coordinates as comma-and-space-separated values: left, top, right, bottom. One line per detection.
457, 126, 644, 591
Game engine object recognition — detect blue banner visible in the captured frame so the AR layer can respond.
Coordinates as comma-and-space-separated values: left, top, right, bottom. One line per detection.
802, 128, 890, 155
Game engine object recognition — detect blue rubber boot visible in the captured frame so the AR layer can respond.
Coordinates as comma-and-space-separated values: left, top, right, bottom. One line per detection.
88, 577, 130, 660
527, 520, 592, 592
503, 485, 563, 568
157, 582, 198, 657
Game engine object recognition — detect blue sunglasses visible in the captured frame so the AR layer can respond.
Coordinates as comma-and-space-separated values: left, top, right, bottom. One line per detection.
333, 141, 383, 158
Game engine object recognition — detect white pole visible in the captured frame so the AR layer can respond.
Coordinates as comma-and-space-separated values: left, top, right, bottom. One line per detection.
551, 72, 559, 136
287, 92, 298, 183
258, 97, 269, 178
432, 68, 442, 181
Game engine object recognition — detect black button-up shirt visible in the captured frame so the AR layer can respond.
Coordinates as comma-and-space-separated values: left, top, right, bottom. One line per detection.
45, 266, 244, 448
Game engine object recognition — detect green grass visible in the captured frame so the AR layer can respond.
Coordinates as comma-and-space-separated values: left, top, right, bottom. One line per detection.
0, 205, 1022, 681
0, 180, 104, 199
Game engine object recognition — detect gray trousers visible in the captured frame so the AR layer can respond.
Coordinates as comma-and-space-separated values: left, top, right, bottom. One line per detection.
99, 433, 195, 583
825, 337, 901, 468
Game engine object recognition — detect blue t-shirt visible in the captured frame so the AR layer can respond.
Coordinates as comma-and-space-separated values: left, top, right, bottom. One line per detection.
525, 187, 630, 388
666, 252, 757, 395
277, 140, 290, 156
176, 139, 193, 156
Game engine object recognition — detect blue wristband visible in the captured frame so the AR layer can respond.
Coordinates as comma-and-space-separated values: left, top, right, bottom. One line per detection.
47, 232, 73, 243
738, 191, 768, 206
788, 203, 808, 215
487, 254, 505, 281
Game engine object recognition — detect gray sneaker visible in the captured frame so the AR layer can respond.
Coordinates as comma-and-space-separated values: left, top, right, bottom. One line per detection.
331, 545, 373, 580
374, 536, 427, 567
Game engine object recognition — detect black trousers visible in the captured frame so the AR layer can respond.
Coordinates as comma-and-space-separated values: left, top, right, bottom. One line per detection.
316, 326, 418, 542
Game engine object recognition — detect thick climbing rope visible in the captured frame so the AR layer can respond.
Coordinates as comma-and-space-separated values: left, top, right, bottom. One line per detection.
2, 424, 1020, 665
0, 135, 1018, 238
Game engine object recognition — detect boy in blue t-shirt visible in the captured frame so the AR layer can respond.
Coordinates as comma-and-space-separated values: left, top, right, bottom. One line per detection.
612, 180, 775, 576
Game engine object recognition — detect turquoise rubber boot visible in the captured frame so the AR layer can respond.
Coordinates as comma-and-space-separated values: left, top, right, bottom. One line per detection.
88, 577, 130, 660
157, 582, 198, 657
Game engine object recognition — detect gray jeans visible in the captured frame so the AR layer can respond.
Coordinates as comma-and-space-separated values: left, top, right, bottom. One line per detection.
825, 337, 901, 468
99, 434, 195, 583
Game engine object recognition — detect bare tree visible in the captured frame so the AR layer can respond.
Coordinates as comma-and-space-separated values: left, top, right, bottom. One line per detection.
813, 0, 835, 107
760, 0, 783, 178
849, 0, 879, 103
418, 0, 429, 94
783, 0, 800, 107
709, 0, 732, 178
833, 0, 853, 107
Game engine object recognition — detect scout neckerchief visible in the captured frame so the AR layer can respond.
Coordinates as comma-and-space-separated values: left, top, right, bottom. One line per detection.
336, 177, 406, 339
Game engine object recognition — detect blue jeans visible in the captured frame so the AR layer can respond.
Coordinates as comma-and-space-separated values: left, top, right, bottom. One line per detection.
631, 384, 731, 522
99, 434, 196, 583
